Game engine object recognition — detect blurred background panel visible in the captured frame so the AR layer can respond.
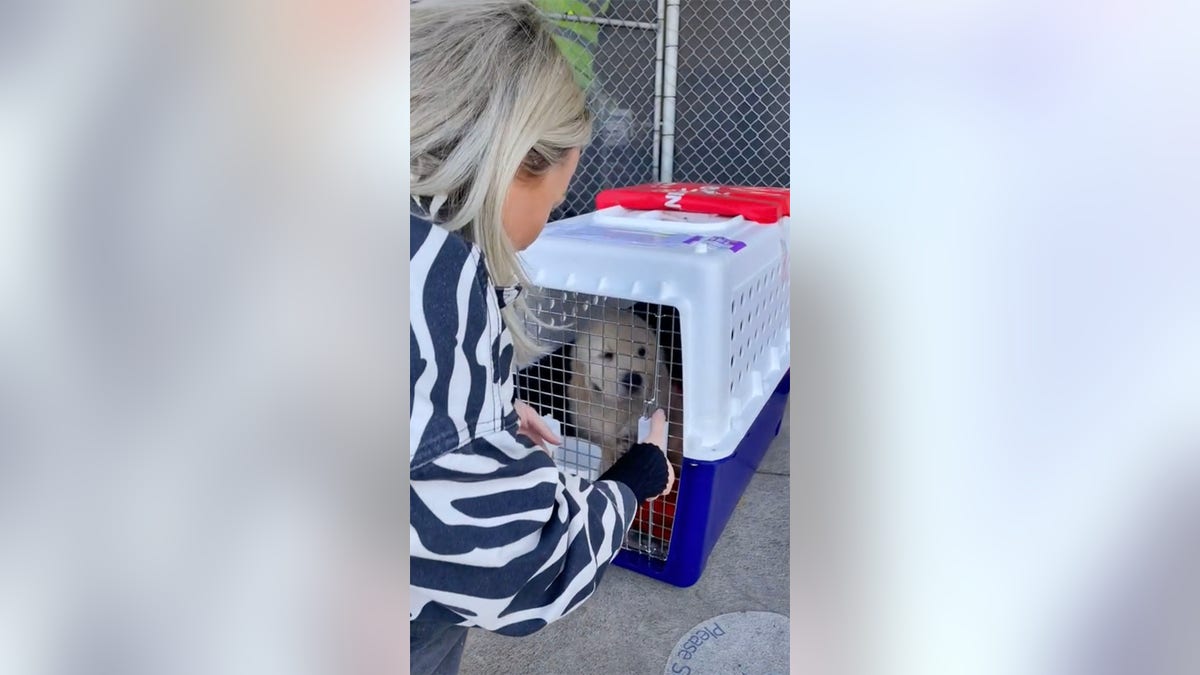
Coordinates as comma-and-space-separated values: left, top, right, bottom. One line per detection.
1, 2, 408, 674
791, 1, 1200, 674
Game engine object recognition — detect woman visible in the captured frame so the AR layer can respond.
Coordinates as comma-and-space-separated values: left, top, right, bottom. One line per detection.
409, 1, 675, 673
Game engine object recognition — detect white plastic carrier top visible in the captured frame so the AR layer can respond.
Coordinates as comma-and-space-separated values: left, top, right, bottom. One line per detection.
519, 185, 790, 463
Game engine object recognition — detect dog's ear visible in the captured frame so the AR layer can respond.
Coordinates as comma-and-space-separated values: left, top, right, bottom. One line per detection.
557, 342, 574, 386
566, 341, 593, 393
567, 341, 583, 378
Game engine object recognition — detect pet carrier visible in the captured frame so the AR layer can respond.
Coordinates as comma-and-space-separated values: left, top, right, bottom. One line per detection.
515, 183, 791, 587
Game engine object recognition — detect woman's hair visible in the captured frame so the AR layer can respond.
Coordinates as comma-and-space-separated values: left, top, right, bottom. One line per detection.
411, 0, 593, 365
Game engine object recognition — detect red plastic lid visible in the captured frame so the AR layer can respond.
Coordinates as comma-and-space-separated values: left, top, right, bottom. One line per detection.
595, 183, 790, 224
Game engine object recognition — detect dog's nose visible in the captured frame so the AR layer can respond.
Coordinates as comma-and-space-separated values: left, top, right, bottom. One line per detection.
621, 372, 644, 390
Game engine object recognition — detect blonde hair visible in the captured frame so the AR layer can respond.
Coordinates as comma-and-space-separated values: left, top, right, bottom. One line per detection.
411, 0, 592, 365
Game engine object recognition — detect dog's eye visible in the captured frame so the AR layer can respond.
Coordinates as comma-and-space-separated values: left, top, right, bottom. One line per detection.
602, 351, 614, 360
637, 347, 646, 357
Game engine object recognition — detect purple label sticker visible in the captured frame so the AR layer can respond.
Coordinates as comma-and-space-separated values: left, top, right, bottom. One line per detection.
686, 235, 746, 253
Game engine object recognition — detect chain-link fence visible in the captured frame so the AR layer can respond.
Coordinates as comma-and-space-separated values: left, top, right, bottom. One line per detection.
542, 0, 663, 219
544, 0, 790, 219
671, 0, 790, 190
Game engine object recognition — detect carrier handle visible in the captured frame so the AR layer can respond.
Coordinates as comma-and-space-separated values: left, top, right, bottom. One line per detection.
596, 183, 790, 225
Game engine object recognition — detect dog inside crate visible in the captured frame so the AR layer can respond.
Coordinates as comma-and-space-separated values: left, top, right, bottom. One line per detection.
516, 292, 684, 560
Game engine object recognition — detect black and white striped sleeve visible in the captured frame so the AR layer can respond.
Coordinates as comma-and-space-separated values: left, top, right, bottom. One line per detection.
409, 215, 638, 636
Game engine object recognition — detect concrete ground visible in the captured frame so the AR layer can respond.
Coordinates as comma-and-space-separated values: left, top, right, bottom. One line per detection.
460, 405, 791, 674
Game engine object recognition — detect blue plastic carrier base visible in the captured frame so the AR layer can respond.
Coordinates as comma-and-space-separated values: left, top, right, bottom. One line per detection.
613, 370, 790, 587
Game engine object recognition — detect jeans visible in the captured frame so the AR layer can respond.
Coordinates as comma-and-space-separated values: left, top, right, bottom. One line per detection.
410, 622, 469, 675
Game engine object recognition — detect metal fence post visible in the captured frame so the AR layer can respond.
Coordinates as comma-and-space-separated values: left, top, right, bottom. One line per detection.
659, 0, 680, 183
651, 0, 665, 175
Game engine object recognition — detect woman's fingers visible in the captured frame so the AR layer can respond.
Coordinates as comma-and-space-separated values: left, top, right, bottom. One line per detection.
514, 400, 560, 451
658, 457, 676, 498
513, 400, 533, 418
526, 413, 561, 447
639, 409, 673, 497
642, 408, 668, 451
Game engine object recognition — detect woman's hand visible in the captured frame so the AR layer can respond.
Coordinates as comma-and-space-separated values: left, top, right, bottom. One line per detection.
514, 400, 561, 452
641, 409, 675, 498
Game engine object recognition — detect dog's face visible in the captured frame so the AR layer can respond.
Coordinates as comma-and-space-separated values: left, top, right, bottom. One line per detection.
572, 312, 663, 404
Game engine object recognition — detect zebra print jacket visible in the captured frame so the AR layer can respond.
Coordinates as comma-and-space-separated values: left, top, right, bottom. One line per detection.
409, 213, 637, 636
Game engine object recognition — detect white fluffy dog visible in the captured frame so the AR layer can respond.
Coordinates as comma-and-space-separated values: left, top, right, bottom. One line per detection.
567, 307, 676, 472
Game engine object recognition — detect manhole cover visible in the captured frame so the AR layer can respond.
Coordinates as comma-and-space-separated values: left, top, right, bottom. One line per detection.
663, 611, 789, 675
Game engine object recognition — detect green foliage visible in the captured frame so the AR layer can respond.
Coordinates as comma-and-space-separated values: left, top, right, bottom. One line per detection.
536, 0, 612, 90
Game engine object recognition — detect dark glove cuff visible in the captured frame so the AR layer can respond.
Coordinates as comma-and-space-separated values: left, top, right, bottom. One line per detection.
598, 442, 669, 502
